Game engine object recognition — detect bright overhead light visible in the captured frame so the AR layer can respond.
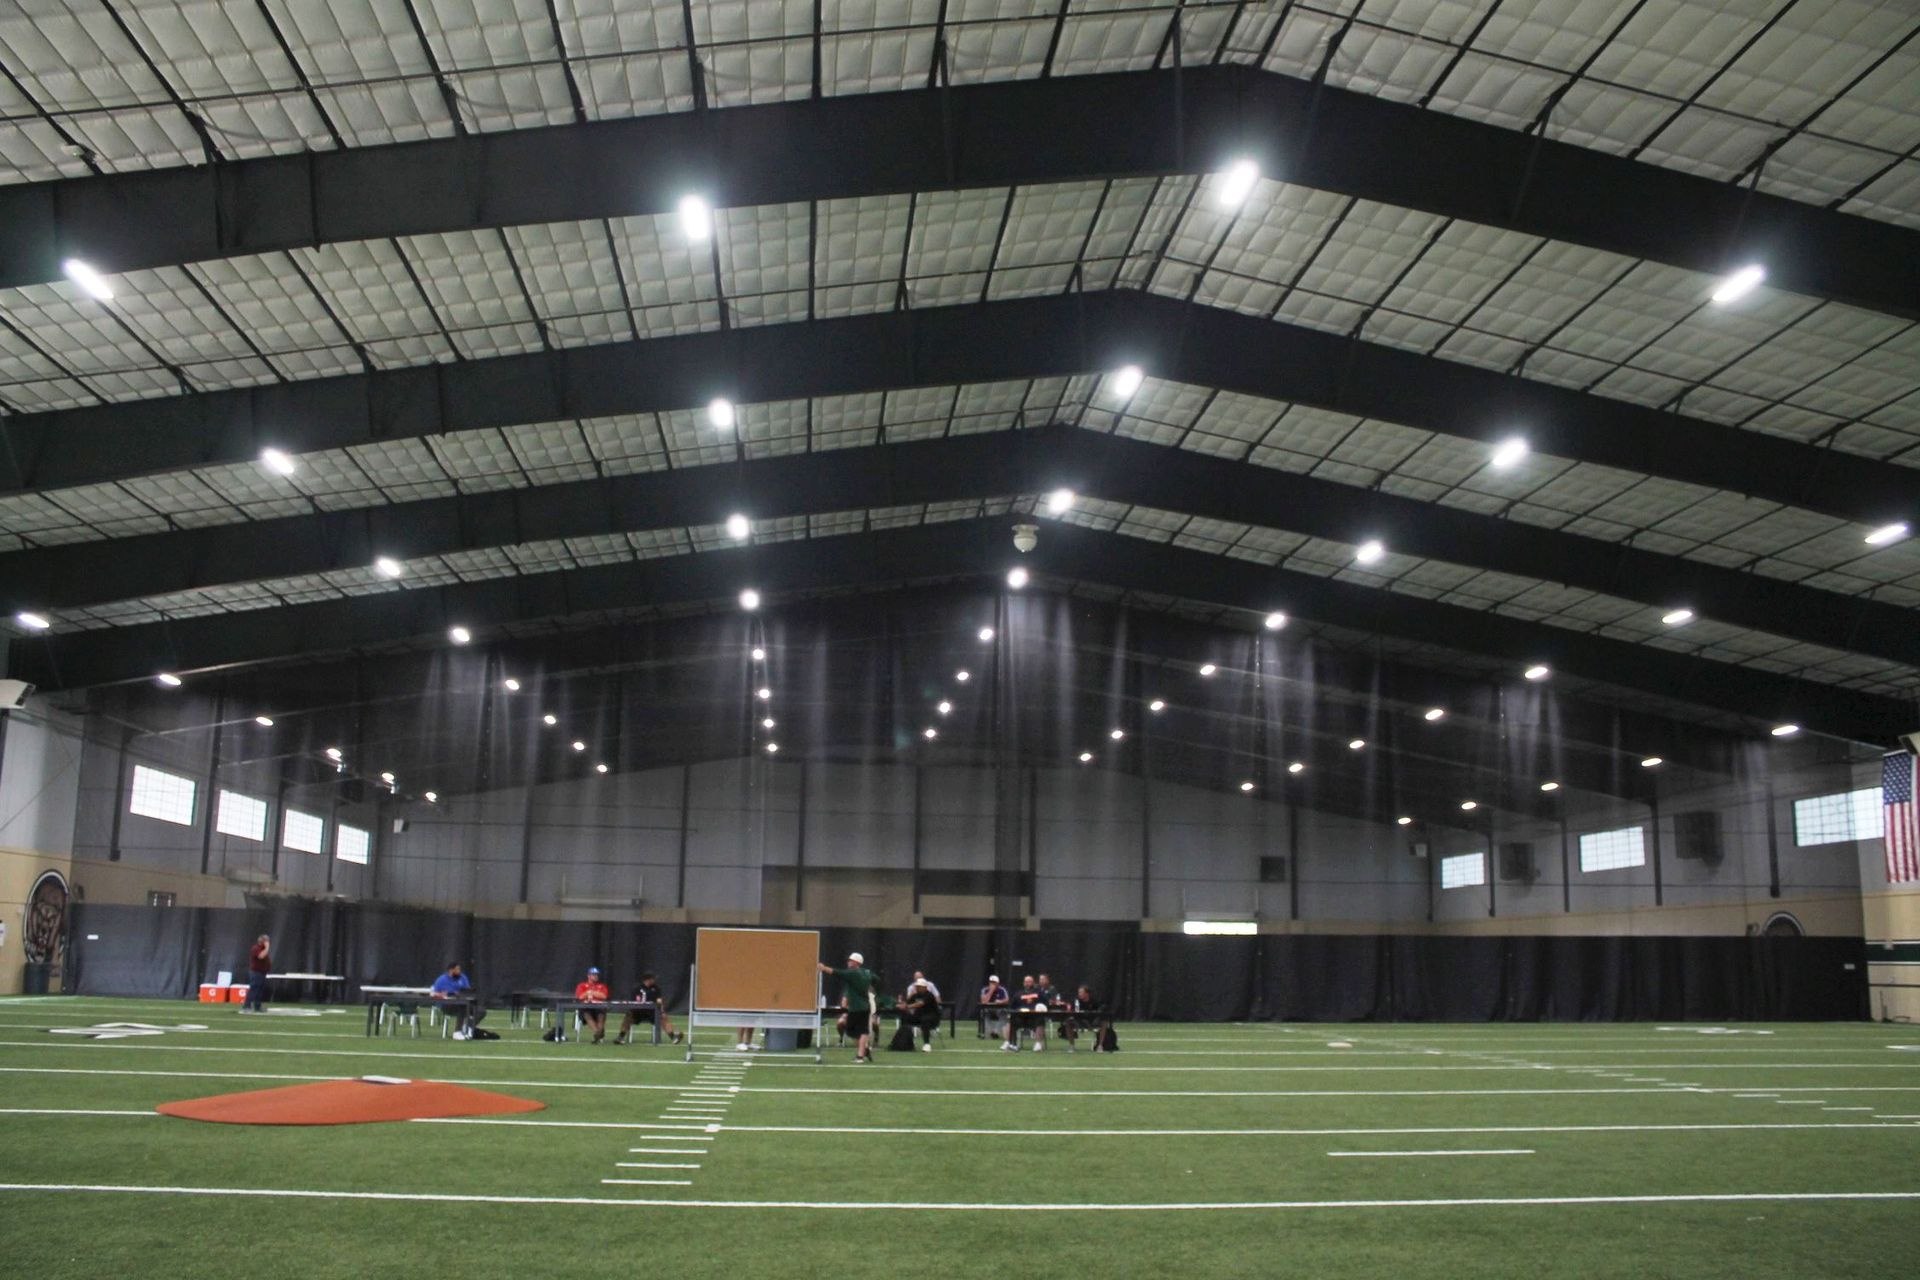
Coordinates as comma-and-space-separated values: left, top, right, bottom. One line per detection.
978, 626, 995, 642
1355, 539, 1385, 565
1078, 751, 1094, 764
325, 747, 343, 762
1199, 663, 1217, 677
374, 556, 404, 579
1523, 664, 1549, 681
1183, 919, 1257, 936
1110, 728, 1126, 741
1710, 263, 1765, 305
543, 713, 557, 726
1045, 488, 1075, 515
423, 791, 438, 804
1396, 816, 1413, 826
708, 398, 735, 429
739, 588, 760, 611
766, 742, 780, 754
955, 670, 970, 683
1216, 158, 1260, 208
1661, 608, 1694, 626
1287, 762, 1305, 775
1149, 699, 1166, 713
571, 740, 586, 752
449, 626, 471, 644
725, 513, 751, 540
155, 672, 182, 688
751, 647, 766, 662
260, 447, 297, 476
1460, 800, 1478, 811
1348, 739, 1366, 751
1263, 611, 1287, 630
254, 715, 274, 727
502, 678, 520, 692
1865, 522, 1909, 546
1424, 707, 1445, 722
923, 727, 938, 740
380, 771, 396, 785
62, 257, 114, 301
1640, 756, 1663, 768
1540, 781, 1560, 792
14, 611, 51, 631
596, 763, 609, 774
678, 193, 713, 240
1770, 723, 1800, 737
1239, 781, 1255, 793
937, 700, 952, 715
756, 687, 772, 701
1109, 364, 1144, 400
1007, 566, 1030, 589
1490, 436, 1529, 469
762, 717, 775, 729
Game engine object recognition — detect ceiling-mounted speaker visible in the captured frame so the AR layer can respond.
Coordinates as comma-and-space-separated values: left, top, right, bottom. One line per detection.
391, 818, 409, 834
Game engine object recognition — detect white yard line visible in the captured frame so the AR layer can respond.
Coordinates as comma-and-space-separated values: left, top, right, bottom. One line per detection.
1328, 1149, 1534, 1158
0, 1107, 156, 1117
1, 1183, 1916, 1212
629, 1148, 711, 1155
600, 1179, 693, 1187
616, 1162, 702, 1169
431, 1119, 1920, 1137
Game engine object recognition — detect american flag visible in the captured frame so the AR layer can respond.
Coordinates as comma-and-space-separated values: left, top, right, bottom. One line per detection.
1886, 752, 1918, 884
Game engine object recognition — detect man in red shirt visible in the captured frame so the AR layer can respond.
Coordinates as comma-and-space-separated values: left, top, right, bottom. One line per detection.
242, 934, 270, 1012
574, 966, 611, 1043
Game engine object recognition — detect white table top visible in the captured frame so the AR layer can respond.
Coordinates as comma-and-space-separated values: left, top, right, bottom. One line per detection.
267, 972, 346, 980
360, 985, 437, 996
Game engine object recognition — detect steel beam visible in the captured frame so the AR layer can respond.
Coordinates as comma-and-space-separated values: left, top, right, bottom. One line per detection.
3, 67, 1913, 317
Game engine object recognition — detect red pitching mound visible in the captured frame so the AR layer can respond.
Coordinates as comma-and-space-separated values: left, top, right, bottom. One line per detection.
156, 1077, 545, 1125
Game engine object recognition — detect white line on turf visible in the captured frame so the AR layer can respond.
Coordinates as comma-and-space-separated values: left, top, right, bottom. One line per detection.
1822, 1107, 1874, 1112
2, 1184, 1917, 1212
600, 1179, 693, 1187
629, 1149, 710, 1155
1327, 1150, 1534, 1158
422, 1119, 1920, 1136
616, 1163, 701, 1169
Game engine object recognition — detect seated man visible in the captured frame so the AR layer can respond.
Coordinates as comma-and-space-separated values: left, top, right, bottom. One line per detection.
617, 971, 681, 1044
979, 973, 1011, 1039
902, 974, 942, 1052
574, 966, 610, 1043
431, 962, 486, 1039
1031, 972, 1064, 1053
1003, 974, 1042, 1052
1072, 984, 1115, 1052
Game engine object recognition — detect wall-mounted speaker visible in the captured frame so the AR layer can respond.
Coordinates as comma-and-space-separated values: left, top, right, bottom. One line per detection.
1258, 856, 1288, 883
391, 818, 409, 834
1498, 841, 1537, 884
1674, 810, 1723, 865
1410, 841, 1429, 860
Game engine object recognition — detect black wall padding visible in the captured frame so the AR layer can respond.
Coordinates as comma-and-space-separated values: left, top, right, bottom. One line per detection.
65, 902, 1871, 1022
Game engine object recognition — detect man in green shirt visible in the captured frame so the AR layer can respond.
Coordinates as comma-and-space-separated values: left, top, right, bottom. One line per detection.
817, 952, 882, 1063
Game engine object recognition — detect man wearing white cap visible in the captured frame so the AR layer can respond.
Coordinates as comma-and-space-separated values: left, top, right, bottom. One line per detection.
817, 952, 882, 1063
979, 973, 1011, 1040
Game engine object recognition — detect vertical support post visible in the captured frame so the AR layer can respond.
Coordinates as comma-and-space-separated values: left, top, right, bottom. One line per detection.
325, 792, 340, 894
517, 780, 537, 905
1764, 774, 1782, 899
675, 762, 692, 909
793, 759, 808, 912
1139, 700, 1152, 921
106, 724, 132, 862
1486, 808, 1498, 919
198, 692, 226, 875
911, 763, 924, 915
1287, 802, 1300, 921
1560, 808, 1573, 914
1648, 792, 1665, 908
269, 770, 289, 883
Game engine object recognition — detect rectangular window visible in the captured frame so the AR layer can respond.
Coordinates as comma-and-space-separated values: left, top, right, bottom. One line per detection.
214, 789, 268, 842
1440, 851, 1485, 889
128, 764, 196, 826
282, 808, 326, 854
1793, 788, 1883, 847
1579, 826, 1646, 873
335, 822, 371, 866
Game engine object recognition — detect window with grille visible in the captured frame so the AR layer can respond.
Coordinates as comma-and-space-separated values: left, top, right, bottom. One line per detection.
129, 765, 196, 826
283, 809, 326, 854
1440, 851, 1485, 889
1792, 789, 1882, 847
215, 789, 267, 842
1579, 826, 1646, 873
335, 823, 371, 865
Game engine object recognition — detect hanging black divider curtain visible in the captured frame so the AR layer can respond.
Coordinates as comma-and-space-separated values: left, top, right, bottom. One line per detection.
65, 900, 1870, 1021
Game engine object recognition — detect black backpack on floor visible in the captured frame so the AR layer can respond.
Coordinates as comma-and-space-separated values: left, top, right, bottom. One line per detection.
887, 1022, 918, 1052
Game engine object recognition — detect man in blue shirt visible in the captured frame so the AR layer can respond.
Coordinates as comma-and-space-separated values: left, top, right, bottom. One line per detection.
430, 962, 484, 1038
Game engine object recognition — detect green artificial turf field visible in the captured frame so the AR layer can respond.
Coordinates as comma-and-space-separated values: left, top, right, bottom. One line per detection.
1, 998, 1916, 1278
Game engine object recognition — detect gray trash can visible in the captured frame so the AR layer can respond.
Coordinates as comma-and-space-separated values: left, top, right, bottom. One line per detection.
22, 962, 51, 995
763, 1028, 799, 1052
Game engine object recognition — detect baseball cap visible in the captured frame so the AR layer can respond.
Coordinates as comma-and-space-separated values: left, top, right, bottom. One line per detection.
848, 951, 864, 965
587, 966, 600, 975
988, 975, 999, 983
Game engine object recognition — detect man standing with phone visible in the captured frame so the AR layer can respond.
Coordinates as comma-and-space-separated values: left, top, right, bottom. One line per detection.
242, 934, 270, 1012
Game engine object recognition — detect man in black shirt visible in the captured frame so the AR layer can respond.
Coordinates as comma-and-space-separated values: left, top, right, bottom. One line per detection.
616, 970, 682, 1044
